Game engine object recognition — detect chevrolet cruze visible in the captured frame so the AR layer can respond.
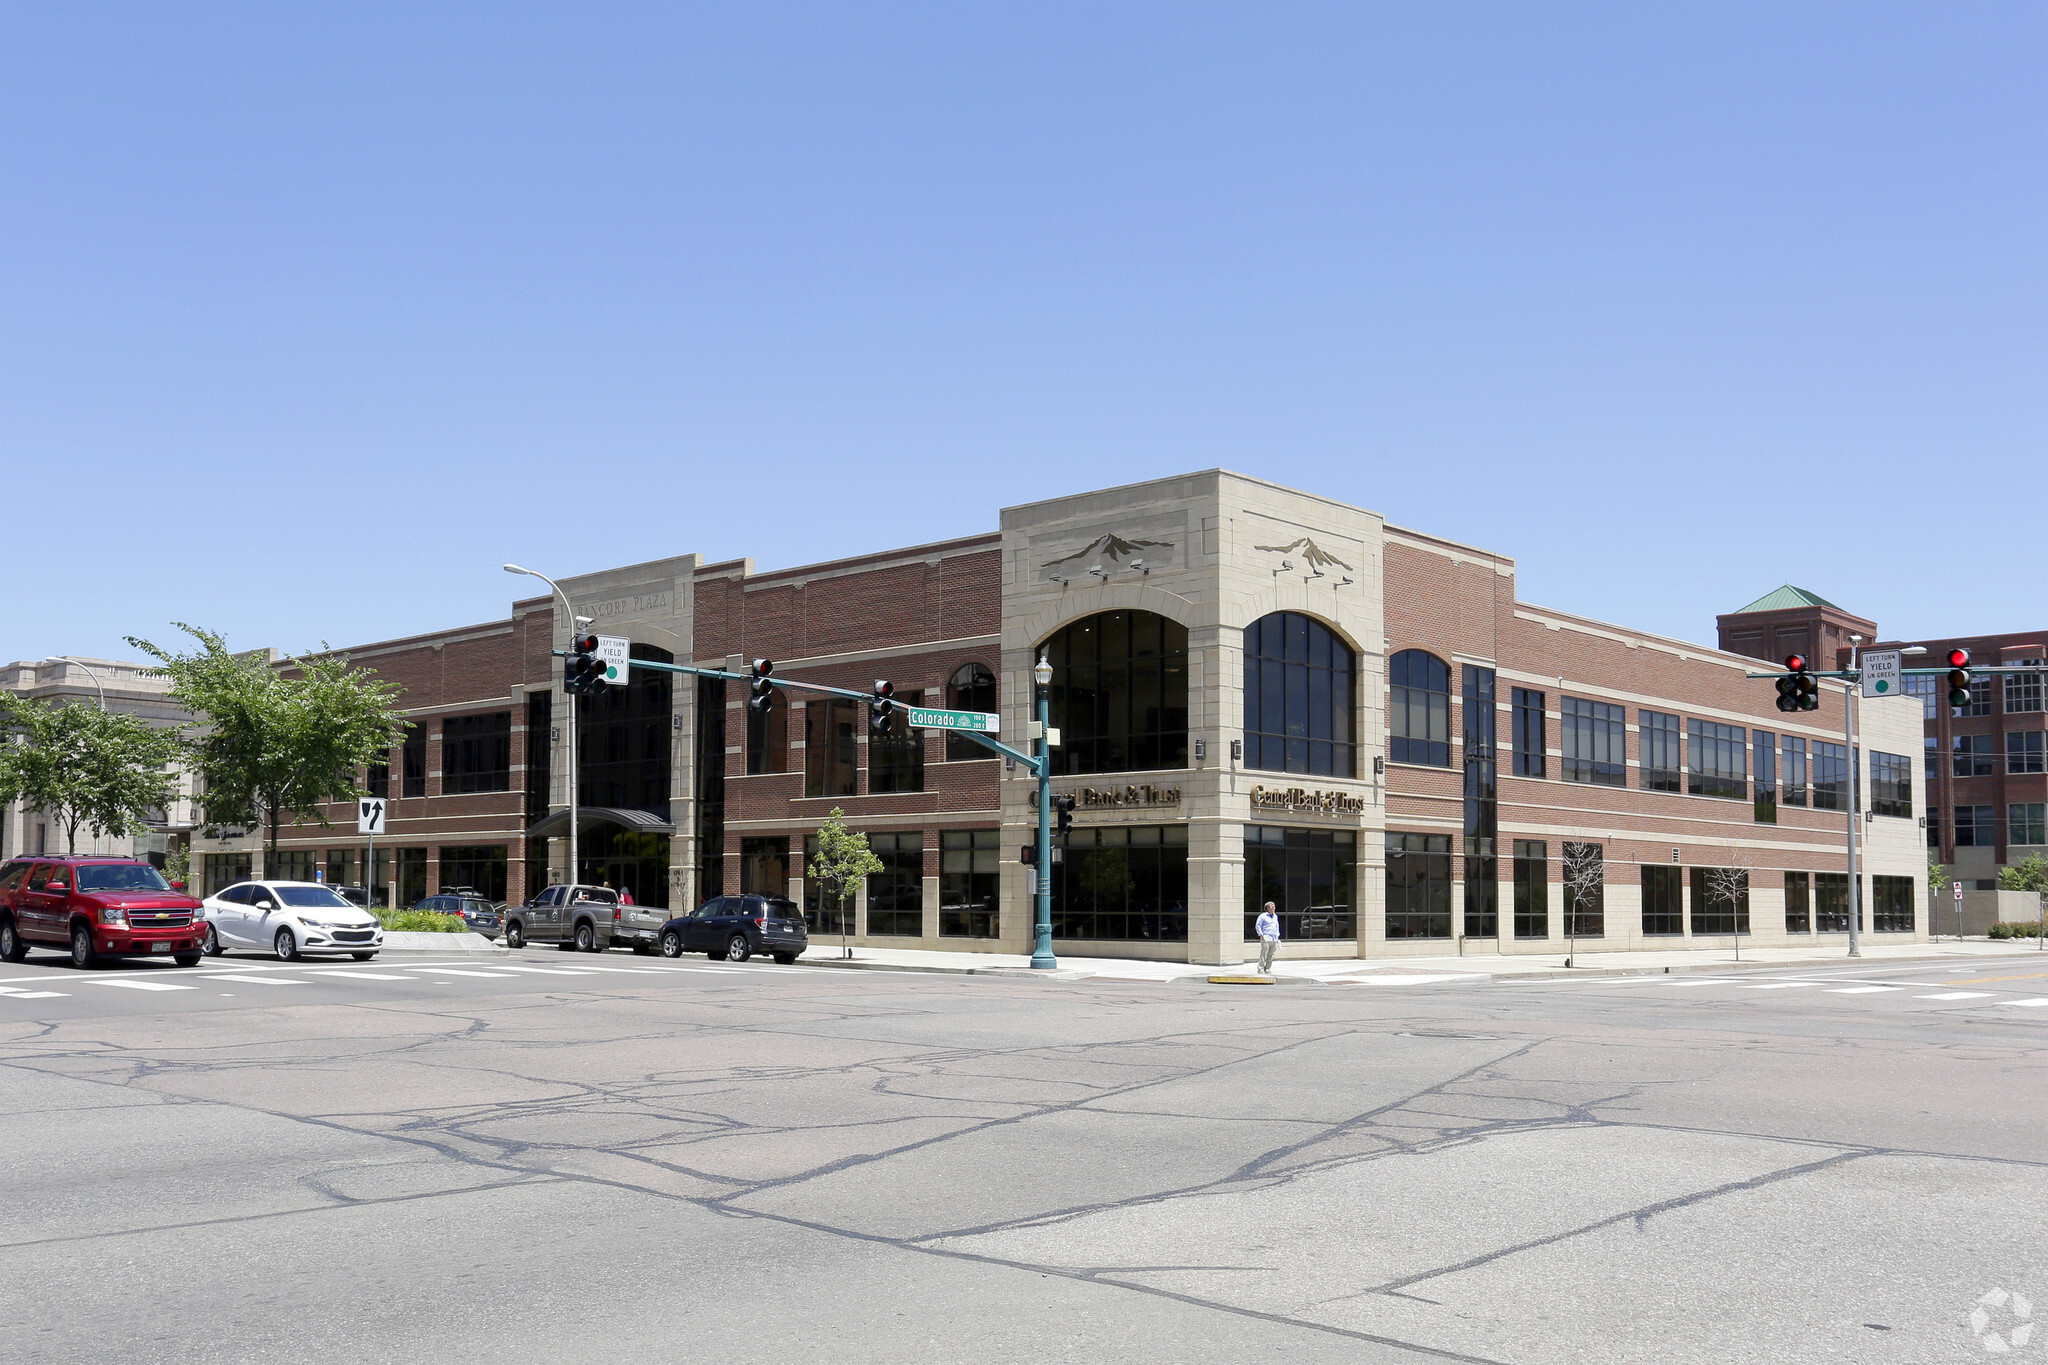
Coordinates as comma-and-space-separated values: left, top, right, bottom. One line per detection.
199, 880, 384, 961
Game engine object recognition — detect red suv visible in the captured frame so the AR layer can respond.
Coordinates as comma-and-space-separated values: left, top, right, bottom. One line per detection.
0, 856, 207, 968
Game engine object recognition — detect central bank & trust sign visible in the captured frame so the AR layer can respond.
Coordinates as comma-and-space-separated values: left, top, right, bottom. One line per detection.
1068, 784, 1182, 809
1250, 785, 1366, 817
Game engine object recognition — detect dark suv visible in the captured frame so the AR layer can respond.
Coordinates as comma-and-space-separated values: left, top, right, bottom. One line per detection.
657, 895, 808, 964
0, 856, 207, 968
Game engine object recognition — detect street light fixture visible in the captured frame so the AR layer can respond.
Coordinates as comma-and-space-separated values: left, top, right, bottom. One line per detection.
1031, 652, 1055, 969
505, 564, 588, 891
46, 657, 105, 710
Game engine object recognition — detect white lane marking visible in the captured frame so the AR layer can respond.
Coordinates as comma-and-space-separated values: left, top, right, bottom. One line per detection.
4, 990, 69, 999
1828, 986, 1900, 994
2003, 998, 2048, 1008
1664, 979, 1744, 986
85, 978, 194, 991
1327, 974, 1489, 985
1917, 992, 1992, 1000
307, 972, 419, 982
1742, 982, 1823, 990
200, 975, 309, 985
415, 968, 521, 979
491, 966, 606, 976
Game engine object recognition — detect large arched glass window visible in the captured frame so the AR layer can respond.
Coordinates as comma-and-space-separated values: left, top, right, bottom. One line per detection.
1243, 612, 1355, 777
1388, 649, 1450, 767
1046, 611, 1188, 776
945, 662, 997, 762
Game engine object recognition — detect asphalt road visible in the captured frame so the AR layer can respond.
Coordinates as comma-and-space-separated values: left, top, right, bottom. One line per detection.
4, 947, 2045, 1364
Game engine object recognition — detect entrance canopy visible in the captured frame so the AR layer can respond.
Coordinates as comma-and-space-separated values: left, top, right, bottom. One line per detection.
524, 807, 676, 840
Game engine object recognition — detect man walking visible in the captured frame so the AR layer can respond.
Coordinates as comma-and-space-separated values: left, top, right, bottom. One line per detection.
1255, 901, 1281, 975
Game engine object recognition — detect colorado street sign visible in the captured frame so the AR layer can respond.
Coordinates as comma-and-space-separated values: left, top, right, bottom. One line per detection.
906, 707, 1000, 733
1861, 649, 1902, 698
596, 635, 631, 686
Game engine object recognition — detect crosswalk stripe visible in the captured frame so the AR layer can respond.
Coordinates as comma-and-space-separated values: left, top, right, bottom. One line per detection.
200, 975, 309, 985
1917, 992, 1992, 1000
492, 966, 606, 976
86, 979, 193, 991
1742, 982, 1821, 990
2004, 998, 2048, 1007
312, 972, 418, 982
1828, 986, 1899, 994
3, 990, 68, 999
416, 968, 520, 978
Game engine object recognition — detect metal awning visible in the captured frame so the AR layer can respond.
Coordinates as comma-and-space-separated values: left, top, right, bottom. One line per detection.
523, 807, 676, 840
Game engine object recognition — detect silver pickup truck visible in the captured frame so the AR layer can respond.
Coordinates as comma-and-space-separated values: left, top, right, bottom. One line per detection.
503, 884, 665, 953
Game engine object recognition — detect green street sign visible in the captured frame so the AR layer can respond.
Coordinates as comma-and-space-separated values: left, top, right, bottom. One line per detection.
906, 707, 1000, 733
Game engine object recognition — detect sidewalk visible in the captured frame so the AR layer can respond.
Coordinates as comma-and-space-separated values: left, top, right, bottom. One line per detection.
799, 938, 2048, 984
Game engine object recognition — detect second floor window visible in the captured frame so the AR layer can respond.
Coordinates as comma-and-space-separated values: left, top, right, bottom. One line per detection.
1388, 650, 1450, 767
1687, 719, 1747, 801
1511, 688, 1545, 777
1955, 804, 1995, 846
443, 713, 512, 794
1812, 740, 1849, 812
1561, 697, 1624, 786
804, 699, 858, 798
945, 663, 998, 762
402, 724, 427, 798
1640, 710, 1681, 792
2007, 731, 2045, 775
1243, 612, 1356, 777
1046, 610, 1189, 776
1870, 751, 1912, 818
869, 689, 926, 794
1782, 736, 1807, 807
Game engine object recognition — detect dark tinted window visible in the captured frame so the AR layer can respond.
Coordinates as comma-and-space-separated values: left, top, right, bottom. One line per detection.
764, 897, 801, 920
945, 663, 998, 762
1388, 651, 1450, 767
1046, 610, 1190, 776
443, 713, 512, 794
27, 864, 59, 890
277, 887, 354, 909
804, 699, 859, 798
76, 864, 174, 892
1242, 612, 1355, 777
0, 862, 34, 892
403, 724, 427, 798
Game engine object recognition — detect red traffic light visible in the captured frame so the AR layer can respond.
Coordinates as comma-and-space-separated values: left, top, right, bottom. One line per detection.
573, 634, 599, 655
1783, 655, 1806, 673
752, 658, 773, 678
1947, 648, 1970, 668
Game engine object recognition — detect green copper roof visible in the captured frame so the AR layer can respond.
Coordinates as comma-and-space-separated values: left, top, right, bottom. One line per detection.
1731, 584, 1842, 614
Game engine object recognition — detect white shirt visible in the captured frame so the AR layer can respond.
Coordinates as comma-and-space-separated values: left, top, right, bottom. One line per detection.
1255, 910, 1280, 941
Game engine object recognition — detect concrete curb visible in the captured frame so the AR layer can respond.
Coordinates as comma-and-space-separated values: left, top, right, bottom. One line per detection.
376, 931, 510, 955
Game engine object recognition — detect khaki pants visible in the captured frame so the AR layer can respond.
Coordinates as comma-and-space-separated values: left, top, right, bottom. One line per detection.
1257, 936, 1278, 974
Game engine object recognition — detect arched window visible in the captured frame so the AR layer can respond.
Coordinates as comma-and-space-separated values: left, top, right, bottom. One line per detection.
1242, 612, 1355, 777
1388, 649, 1450, 767
1045, 610, 1188, 776
945, 662, 998, 762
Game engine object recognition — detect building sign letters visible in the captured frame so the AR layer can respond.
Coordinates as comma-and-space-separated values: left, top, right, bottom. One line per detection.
1068, 783, 1182, 809
1250, 785, 1366, 817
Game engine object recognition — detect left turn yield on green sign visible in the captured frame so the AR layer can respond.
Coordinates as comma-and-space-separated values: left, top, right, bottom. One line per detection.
597, 635, 631, 685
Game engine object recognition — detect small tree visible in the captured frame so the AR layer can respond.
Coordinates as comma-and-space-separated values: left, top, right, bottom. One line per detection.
126, 624, 409, 861
808, 807, 882, 959
1929, 852, 1950, 903
1704, 845, 1756, 962
1999, 854, 2048, 895
1560, 841, 1604, 968
0, 696, 185, 853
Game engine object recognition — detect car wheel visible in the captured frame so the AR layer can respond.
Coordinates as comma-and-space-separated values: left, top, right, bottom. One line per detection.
274, 926, 300, 962
0, 917, 26, 963
505, 922, 524, 949
70, 923, 98, 970
725, 934, 751, 963
574, 921, 596, 953
773, 952, 796, 965
174, 952, 202, 967
199, 923, 222, 957
350, 952, 376, 962
660, 930, 684, 958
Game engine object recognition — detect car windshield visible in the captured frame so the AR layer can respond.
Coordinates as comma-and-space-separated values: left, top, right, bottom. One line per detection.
276, 886, 355, 909
75, 865, 174, 892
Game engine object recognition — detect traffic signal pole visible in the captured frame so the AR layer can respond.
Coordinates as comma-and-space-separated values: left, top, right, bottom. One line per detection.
1845, 648, 1861, 958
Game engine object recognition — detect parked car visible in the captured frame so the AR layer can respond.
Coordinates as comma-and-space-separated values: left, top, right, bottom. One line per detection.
331, 884, 372, 909
413, 893, 502, 937
502, 884, 648, 952
0, 855, 207, 969
198, 880, 384, 961
658, 894, 808, 964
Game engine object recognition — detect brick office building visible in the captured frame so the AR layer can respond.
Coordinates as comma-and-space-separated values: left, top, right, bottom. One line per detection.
1718, 595, 2045, 889
235, 471, 1925, 962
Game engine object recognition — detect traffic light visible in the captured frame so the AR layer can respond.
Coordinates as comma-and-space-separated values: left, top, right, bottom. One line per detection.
870, 679, 896, 734
1774, 654, 1818, 713
1054, 793, 1075, 837
748, 659, 775, 714
565, 633, 607, 696
1945, 648, 1972, 709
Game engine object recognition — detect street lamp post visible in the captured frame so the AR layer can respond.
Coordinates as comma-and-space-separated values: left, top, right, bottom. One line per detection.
1032, 652, 1056, 970
47, 657, 106, 711
505, 565, 590, 891
1846, 636, 1862, 958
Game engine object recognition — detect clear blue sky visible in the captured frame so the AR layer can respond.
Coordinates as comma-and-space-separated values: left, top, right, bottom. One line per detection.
3, 2, 2040, 667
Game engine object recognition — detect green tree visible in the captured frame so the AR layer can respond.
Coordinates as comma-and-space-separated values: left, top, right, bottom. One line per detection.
2000, 854, 2048, 895
809, 807, 883, 958
1929, 852, 1950, 903
0, 696, 186, 853
125, 624, 410, 861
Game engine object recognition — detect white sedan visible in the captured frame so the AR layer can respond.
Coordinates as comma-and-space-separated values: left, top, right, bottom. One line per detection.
199, 881, 384, 961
